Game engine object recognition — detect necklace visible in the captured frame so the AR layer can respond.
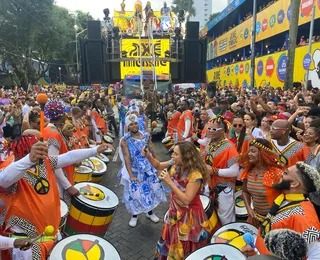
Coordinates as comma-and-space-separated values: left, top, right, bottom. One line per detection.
27, 166, 50, 195
209, 139, 228, 153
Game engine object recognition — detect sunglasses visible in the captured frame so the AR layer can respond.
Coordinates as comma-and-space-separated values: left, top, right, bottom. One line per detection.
233, 124, 243, 128
208, 127, 223, 132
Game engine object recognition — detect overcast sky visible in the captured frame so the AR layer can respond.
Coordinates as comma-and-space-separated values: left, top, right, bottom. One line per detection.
54, 0, 228, 20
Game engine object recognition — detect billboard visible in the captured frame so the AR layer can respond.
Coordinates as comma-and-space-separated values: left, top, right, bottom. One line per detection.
120, 38, 170, 79
208, 0, 320, 60
206, 42, 320, 89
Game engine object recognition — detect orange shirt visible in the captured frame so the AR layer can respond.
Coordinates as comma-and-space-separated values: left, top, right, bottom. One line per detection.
204, 140, 239, 190
200, 124, 209, 152
0, 157, 60, 259
167, 110, 181, 138
271, 139, 315, 168
256, 199, 320, 254
177, 110, 194, 140
44, 125, 74, 185
90, 109, 107, 135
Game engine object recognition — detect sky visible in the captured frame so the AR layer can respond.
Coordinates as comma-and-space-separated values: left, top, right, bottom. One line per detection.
54, 0, 228, 20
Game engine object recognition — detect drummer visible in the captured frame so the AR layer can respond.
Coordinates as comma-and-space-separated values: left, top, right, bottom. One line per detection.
166, 103, 181, 142
71, 106, 90, 148
0, 131, 111, 259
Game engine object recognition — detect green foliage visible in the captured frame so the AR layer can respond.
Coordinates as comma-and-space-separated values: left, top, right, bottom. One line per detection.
171, 0, 196, 17
0, 0, 94, 87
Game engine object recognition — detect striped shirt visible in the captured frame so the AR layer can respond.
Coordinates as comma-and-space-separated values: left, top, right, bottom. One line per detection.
247, 172, 270, 216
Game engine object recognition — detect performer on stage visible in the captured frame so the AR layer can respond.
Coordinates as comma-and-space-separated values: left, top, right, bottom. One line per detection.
0, 131, 110, 259
118, 114, 166, 227
204, 116, 240, 225
242, 162, 320, 256
270, 120, 315, 168
238, 139, 283, 227
177, 100, 194, 142
142, 142, 209, 260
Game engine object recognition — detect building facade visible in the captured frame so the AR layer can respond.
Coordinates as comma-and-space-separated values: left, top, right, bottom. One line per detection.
190, 0, 212, 29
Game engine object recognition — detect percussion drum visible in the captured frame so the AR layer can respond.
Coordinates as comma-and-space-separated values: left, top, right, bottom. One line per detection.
48, 234, 121, 260
185, 243, 246, 260
74, 166, 92, 183
59, 200, 69, 232
103, 135, 113, 144
210, 222, 258, 250
88, 157, 107, 183
103, 148, 113, 159
107, 132, 116, 139
96, 154, 110, 165
162, 136, 173, 150
64, 182, 119, 237
235, 180, 243, 191
235, 190, 248, 221
81, 159, 94, 169
200, 195, 220, 234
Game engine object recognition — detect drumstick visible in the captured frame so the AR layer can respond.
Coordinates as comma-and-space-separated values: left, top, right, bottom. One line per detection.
20, 225, 54, 251
36, 94, 48, 165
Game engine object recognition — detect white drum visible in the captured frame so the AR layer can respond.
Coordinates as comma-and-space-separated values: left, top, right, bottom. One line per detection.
48, 234, 121, 259
235, 190, 248, 221
59, 200, 69, 231
185, 243, 246, 260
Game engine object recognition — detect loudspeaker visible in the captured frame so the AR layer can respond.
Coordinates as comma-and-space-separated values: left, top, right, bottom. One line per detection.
184, 40, 201, 82
207, 81, 217, 98
88, 21, 101, 40
80, 39, 107, 84
186, 22, 199, 40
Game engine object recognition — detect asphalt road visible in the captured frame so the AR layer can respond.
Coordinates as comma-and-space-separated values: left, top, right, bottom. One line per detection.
101, 135, 171, 260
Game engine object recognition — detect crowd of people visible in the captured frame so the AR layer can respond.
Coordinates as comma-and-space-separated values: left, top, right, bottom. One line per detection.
0, 82, 319, 259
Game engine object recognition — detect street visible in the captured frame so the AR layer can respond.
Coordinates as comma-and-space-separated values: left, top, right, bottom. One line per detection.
101, 136, 171, 260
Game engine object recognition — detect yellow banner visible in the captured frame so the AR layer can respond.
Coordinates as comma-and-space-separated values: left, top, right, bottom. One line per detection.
209, 0, 320, 59
114, 11, 175, 32
207, 42, 320, 88
120, 38, 170, 79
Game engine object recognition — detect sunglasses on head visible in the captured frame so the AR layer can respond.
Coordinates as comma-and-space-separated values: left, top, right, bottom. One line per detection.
208, 127, 223, 132
233, 124, 243, 128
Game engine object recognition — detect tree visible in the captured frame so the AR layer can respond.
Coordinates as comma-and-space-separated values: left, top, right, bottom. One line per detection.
171, 0, 196, 18
206, 12, 219, 26
284, 0, 301, 90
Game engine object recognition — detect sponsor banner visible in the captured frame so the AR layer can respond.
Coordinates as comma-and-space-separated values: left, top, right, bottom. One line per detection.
206, 42, 320, 89
208, 0, 320, 60
120, 38, 170, 79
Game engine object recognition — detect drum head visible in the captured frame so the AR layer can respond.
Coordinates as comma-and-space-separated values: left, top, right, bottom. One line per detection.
103, 136, 113, 144
60, 200, 69, 218
107, 132, 116, 139
211, 222, 258, 250
162, 136, 172, 144
75, 166, 92, 174
49, 234, 121, 260
185, 243, 246, 260
74, 182, 119, 209
200, 195, 210, 211
103, 148, 113, 156
89, 157, 107, 174
96, 154, 110, 163
235, 190, 248, 217
81, 159, 94, 169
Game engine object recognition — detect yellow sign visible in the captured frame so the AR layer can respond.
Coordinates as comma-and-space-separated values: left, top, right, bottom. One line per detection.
208, 0, 320, 59
120, 38, 170, 79
114, 10, 175, 32
207, 43, 320, 88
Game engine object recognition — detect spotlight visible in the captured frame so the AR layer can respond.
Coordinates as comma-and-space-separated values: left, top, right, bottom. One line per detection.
103, 8, 110, 21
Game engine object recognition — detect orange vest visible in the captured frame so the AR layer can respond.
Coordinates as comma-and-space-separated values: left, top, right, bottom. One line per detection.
177, 110, 194, 140
167, 111, 181, 138
90, 109, 107, 135
44, 125, 74, 185
0, 157, 60, 259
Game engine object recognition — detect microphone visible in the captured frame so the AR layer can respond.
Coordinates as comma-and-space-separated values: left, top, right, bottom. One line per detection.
158, 160, 174, 183
243, 233, 260, 255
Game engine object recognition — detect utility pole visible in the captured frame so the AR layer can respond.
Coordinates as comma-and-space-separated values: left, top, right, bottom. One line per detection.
284, 0, 301, 90
250, 0, 257, 90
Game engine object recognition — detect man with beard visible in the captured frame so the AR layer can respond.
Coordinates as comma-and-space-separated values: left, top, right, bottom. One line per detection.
118, 114, 166, 227
242, 162, 320, 256
270, 120, 315, 168
204, 116, 240, 225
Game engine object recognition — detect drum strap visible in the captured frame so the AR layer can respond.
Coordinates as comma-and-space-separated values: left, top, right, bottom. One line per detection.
9, 234, 56, 243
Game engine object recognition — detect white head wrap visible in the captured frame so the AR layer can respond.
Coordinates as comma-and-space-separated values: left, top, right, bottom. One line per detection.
125, 114, 139, 127
129, 106, 139, 114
